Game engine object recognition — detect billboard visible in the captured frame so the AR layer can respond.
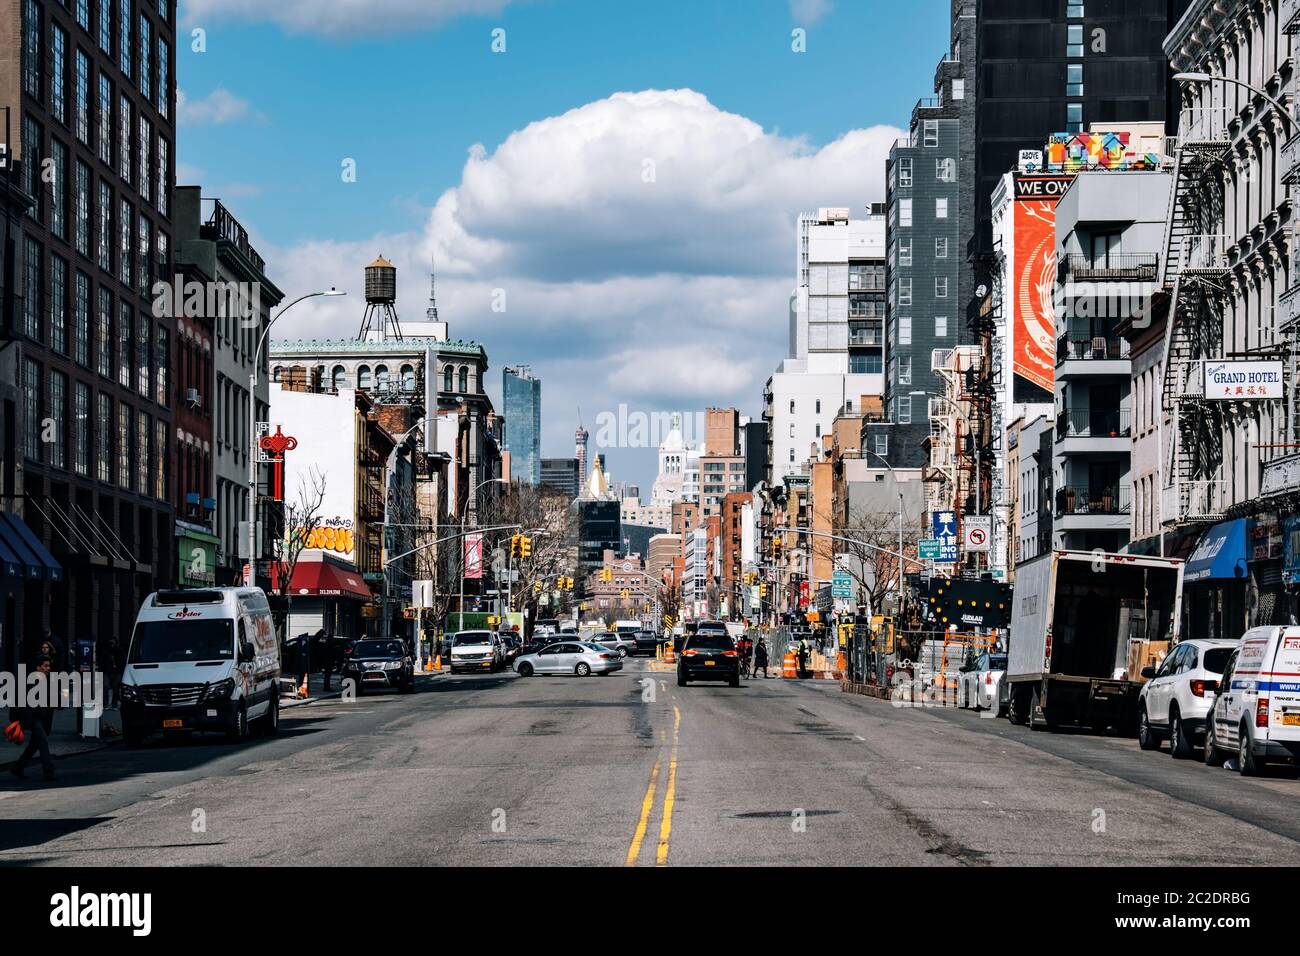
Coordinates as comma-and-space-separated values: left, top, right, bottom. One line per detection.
274, 385, 358, 563
1011, 175, 1073, 398
1044, 131, 1160, 173
1202, 361, 1284, 400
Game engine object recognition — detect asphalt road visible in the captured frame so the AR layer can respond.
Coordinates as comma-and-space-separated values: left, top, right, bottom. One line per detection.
2, 659, 1298, 866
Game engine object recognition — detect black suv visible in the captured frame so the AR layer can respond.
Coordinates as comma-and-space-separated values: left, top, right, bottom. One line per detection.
342, 639, 415, 695
633, 630, 661, 657
677, 630, 740, 687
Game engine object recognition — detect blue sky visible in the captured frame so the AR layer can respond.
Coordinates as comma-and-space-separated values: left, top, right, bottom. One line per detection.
177, 0, 950, 494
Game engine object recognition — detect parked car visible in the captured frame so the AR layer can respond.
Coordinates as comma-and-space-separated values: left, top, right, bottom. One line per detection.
960, 652, 1008, 714
514, 640, 623, 677
449, 630, 503, 674
677, 629, 740, 688
633, 629, 662, 657
586, 629, 635, 658
1137, 638, 1236, 758
1204, 626, 1300, 774
497, 632, 523, 663
341, 639, 415, 695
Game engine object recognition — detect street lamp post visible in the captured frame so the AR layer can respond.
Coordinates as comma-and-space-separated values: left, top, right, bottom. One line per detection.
457, 477, 507, 631
246, 289, 345, 587
380, 417, 428, 641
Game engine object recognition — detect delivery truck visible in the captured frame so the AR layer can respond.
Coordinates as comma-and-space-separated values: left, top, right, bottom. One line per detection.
1006, 550, 1183, 733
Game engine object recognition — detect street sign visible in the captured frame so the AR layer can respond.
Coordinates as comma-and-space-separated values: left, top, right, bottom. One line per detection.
831, 570, 853, 599
963, 516, 991, 553
918, 538, 941, 560
930, 511, 958, 563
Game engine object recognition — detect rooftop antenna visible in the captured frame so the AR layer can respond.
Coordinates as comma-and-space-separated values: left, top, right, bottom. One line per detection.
426, 251, 439, 323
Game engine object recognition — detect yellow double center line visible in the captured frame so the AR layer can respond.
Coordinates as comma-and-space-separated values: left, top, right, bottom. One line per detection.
624, 704, 681, 867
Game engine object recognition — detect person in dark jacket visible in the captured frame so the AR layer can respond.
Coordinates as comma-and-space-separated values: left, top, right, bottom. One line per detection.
753, 638, 770, 679
797, 636, 811, 678
10, 655, 56, 782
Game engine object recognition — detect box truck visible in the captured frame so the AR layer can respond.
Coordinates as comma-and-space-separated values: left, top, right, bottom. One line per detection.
1006, 550, 1183, 733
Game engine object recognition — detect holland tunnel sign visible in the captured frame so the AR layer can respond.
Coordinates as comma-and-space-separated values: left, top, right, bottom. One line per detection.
1202, 360, 1284, 400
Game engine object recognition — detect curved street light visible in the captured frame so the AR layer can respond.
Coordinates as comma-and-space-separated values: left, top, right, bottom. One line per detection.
456, 477, 508, 629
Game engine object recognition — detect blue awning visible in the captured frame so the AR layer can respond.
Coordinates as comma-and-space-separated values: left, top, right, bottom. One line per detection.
0, 512, 63, 582
0, 529, 25, 581
1185, 518, 1248, 583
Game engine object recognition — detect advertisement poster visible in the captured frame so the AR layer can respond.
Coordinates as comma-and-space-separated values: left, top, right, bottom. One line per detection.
463, 532, 484, 580
1012, 175, 1073, 399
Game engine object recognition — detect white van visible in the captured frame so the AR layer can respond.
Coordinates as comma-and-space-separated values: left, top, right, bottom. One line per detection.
1204, 626, 1300, 774
120, 587, 280, 746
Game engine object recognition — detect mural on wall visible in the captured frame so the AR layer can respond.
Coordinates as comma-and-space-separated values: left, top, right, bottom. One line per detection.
1044, 131, 1160, 173
1012, 175, 1074, 396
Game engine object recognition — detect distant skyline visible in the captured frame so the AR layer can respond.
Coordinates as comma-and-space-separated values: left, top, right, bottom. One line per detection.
177, 0, 949, 492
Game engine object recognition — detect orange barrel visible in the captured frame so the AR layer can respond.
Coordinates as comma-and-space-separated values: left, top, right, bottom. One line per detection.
664, 641, 676, 664
782, 652, 798, 679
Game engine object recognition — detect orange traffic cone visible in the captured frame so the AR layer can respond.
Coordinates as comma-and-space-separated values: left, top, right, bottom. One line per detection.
298, 675, 309, 698
782, 652, 797, 679
664, 641, 676, 664
433, 654, 442, 672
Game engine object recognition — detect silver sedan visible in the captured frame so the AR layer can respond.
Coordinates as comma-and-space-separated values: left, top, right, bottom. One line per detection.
514, 641, 624, 677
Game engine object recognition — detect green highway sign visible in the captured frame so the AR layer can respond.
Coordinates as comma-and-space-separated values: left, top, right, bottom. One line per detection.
918, 539, 941, 560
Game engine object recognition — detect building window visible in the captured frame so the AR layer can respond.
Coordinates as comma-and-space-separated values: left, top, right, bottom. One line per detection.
156, 325, 168, 406
137, 411, 149, 493
900, 355, 912, 385
937, 158, 955, 182
156, 137, 168, 217
119, 7, 132, 78
96, 392, 111, 483
936, 316, 948, 337
923, 120, 938, 147
97, 288, 113, 379
77, 0, 90, 30
874, 433, 888, 456
118, 197, 132, 286
155, 419, 167, 500
898, 395, 911, 425
74, 50, 90, 144
936, 198, 949, 219
118, 304, 132, 388
137, 214, 151, 295
1067, 2, 1084, 19
98, 180, 113, 273
49, 372, 67, 470
1066, 63, 1084, 96
75, 382, 90, 476
401, 364, 415, 390
899, 277, 912, 306
459, 366, 468, 393
936, 237, 947, 258
118, 403, 131, 488
936, 277, 948, 298
898, 158, 912, 188
97, 73, 112, 166
139, 116, 152, 206
49, 139, 67, 239
441, 365, 452, 392
75, 159, 90, 256
333, 365, 347, 390
789, 399, 795, 414
375, 364, 390, 389
358, 364, 372, 389
952, 79, 965, 100
74, 271, 90, 367
23, 238, 41, 341
1067, 102, 1083, 133
22, 116, 41, 223
900, 238, 912, 266
899, 198, 912, 228
50, 23, 67, 124
50, 255, 68, 354
24, 359, 41, 462
158, 37, 170, 119
1067, 24, 1083, 57
99, 0, 112, 53
140, 16, 152, 102
23, 0, 41, 100
789, 448, 795, 463
849, 353, 882, 374
899, 316, 912, 345
118, 94, 131, 183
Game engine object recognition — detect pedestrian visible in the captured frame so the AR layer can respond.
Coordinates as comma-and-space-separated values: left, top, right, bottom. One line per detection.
797, 635, 811, 679
102, 636, 124, 709
754, 638, 770, 679
739, 635, 753, 677
319, 630, 336, 692
9, 655, 57, 782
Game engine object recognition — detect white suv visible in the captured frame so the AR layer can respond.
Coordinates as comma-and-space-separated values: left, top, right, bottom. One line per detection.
1204, 626, 1300, 775
1137, 638, 1237, 759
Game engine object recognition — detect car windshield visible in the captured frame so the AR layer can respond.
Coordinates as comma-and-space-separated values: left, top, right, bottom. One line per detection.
353, 640, 403, 657
454, 632, 491, 646
128, 619, 234, 663
687, 633, 733, 650
1202, 647, 1233, 674
988, 655, 1008, 670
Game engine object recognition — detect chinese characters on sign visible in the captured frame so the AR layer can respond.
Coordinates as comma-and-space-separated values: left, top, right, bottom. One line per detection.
931, 511, 958, 563
1202, 361, 1283, 400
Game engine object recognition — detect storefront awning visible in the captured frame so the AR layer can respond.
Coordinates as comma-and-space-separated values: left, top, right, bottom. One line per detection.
287, 559, 372, 600
0, 512, 62, 582
1185, 518, 1248, 583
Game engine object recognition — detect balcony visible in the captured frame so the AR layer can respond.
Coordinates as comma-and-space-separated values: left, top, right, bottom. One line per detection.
1058, 253, 1158, 283
1055, 483, 1131, 518
1056, 334, 1131, 376
203, 200, 266, 275
1283, 131, 1300, 186
1056, 408, 1131, 439
1285, 0, 1300, 35
1281, 282, 1300, 332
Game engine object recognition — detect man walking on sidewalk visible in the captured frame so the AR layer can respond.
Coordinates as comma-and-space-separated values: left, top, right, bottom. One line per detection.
753, 638, 770, 679
9, 656, 57, 783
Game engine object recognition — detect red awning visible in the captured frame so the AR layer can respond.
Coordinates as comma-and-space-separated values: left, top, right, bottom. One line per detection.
285, 560, 373, 600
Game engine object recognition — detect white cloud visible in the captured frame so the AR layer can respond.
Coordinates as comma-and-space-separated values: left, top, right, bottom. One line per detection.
177, 88, 256, 126
789, 0, 833, 24
179, 0, 519, 36
259, 89, 898, 488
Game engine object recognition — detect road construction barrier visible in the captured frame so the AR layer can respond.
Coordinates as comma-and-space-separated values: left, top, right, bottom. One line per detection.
782, 652, 797, 679
664, 642, 676, 664
433, 654, 442, 671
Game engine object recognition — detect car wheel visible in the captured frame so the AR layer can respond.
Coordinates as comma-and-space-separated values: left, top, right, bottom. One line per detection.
575, 662, 591, 677
618, 647, 628, 658
1137, 705, 1160, 751
677, 672, 687, 687
1029, 687, 1049, 732
1238, 725, 1263, 776
1169, 708, 1194, 759
1007, 687, 1028, 726
261, 693, 280, 737
728, 674, 740, 688
123, 719, 146, 749
518, 662, 533, 677
1204, 721, 1226, 767
226, 703, 249, 742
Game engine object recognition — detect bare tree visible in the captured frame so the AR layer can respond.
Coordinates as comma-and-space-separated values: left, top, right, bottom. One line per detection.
835, 505, 927, 619
271, 467, 328, 641
478, 483, 577, 636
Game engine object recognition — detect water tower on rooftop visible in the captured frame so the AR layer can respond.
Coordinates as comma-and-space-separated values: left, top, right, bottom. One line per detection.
357, 254, 404, 341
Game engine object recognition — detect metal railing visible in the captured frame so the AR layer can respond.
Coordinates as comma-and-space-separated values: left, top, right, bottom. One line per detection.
1057, 335, 1131, 362
1056, 407, 1131, 438
1181, 234, 1232, 272
203, 199, 266, 274
1284, 0, 1300, 35
1055, 483, 1132, 517
1180, 480, 1229, 522
1177, 106, 1233, 145
1058, 253, 1158, 283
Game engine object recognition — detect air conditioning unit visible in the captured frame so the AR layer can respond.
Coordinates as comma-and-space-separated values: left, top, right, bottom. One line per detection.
186, 387, 202, 408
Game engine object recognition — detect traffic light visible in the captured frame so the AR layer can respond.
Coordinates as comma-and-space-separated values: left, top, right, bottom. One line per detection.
533, 580, 543, 594
509, 534, 522, 558
520, 535, 533, 559
760, 582, 768, 598
620, 588, 630, 600
488, 615, 500, 627
772, 537, 783, 559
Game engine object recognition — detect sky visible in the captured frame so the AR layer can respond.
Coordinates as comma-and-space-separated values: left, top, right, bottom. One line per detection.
176, 0, 950, 495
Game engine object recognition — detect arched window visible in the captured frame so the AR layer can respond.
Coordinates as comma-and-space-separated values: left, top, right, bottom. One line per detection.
443, 365, 453, 392
459, 366, 468, 393
400, 364, 415, 390
272, 366, 282, 383
332, 365, 347, 390
375, 365, 390, 389
358, 364, 372, 389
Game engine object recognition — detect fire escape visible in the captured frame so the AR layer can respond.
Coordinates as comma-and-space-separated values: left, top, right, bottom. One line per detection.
1158, 104, 1232, 525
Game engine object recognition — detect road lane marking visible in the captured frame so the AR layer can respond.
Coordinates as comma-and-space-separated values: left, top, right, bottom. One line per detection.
624, 756, 662, 867
655, 705, 682, 866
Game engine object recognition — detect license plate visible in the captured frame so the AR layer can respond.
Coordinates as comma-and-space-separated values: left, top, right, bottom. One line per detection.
1283, 714, 1300, 726
704, 660, 715, 666
481, 662, 491, 667
162, 719, 183, 729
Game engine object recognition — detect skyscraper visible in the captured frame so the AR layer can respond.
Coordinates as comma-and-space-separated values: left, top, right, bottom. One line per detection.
502, 366, 541, 485
575, 416, 590, 487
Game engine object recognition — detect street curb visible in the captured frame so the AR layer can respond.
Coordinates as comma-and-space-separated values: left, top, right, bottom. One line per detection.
1, 736, 118, 771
